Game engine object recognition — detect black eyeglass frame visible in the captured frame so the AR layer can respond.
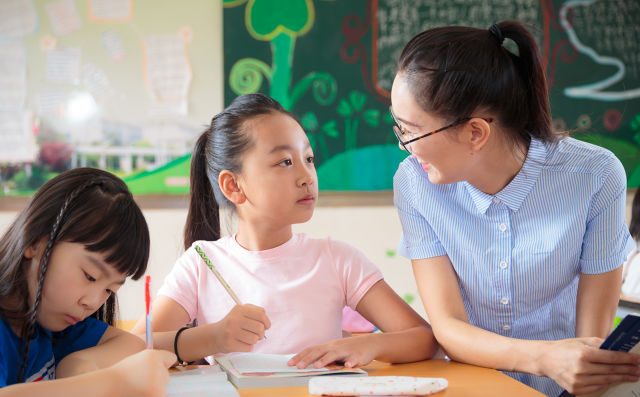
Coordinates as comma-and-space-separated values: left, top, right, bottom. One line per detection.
389, 106, 493, 153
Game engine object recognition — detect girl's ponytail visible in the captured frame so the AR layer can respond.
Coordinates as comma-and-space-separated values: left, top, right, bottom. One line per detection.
184, 129, 220, 249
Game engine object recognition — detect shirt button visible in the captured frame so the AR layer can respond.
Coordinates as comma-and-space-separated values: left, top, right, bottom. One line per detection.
500, 297, 509, 305
502, 324, 511, 331
499, 223, 507, 232
493, 197, 500, 204
499, 261, 508, 269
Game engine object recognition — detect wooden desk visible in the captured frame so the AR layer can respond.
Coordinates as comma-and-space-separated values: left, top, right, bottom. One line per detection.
235, 359, 544, 397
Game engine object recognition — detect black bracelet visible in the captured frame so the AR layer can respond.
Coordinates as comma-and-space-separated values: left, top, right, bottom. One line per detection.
174, 326, 191, 365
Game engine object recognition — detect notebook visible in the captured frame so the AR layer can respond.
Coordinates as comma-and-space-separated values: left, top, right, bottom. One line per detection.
167, 365, 239, 397
214, 353, 368, 389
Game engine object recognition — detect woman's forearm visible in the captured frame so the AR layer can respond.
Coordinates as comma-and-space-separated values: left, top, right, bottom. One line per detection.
431, 316, 549, 376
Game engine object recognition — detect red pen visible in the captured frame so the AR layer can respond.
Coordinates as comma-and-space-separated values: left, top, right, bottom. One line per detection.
145, 275, 153, 349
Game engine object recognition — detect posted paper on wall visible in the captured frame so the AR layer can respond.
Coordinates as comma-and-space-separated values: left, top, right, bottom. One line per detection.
0, 110, 36, 163
143, 35, 192, 103
88, 0, 132, 21
0, 0, 38, 38
0, 42, 27, 111
46, 47, 81, 84
45, 0, 81, 36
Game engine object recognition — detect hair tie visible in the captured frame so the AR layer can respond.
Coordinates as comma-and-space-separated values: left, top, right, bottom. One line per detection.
488, 24, 504, 47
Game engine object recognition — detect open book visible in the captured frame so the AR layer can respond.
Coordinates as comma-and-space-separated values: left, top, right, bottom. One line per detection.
214, 353, 368, 389
566, 314, 640, 397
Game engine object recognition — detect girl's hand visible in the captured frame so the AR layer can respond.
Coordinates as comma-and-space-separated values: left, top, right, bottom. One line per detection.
213, 304, 271, 353
109, 349, 176, 396
288, 336, 379, 369
540, 337, 640, 395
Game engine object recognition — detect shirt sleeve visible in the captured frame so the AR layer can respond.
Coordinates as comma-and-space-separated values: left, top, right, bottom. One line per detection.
393, 159, 446, 259
52, 317, 108, 363
157, 244, 201, 321
328, 238, 384, 310
580, 153, 635, 274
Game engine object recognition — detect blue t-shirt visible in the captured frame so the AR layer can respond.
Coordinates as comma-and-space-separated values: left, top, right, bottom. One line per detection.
0, 316, 108, 387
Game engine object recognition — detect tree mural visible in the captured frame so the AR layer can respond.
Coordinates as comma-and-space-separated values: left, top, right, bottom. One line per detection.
225, 0, 337, 110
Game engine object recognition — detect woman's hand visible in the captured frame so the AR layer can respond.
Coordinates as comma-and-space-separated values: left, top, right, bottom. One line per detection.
288, 335, 380, 369
540, 337, 640, 395
212, 304, 271, 353
108, 349, 176, 396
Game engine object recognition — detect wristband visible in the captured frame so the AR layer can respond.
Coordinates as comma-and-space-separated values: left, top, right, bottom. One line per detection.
174, 326, 191, 365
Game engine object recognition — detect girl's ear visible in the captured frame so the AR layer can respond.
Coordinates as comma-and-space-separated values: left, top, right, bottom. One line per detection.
218, 170, 246, 204
24, 238, 46, 259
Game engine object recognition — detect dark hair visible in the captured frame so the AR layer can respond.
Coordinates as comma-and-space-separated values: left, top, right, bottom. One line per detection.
0, 167, 149, 382
184, 93, 293, 249
397, 20, 556, 150
631, 189, 640, 242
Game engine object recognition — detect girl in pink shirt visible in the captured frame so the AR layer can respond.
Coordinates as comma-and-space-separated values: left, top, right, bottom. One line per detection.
133, 94, 437, 368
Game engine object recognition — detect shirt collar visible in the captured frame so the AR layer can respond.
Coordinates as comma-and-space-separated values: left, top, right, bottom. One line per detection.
464, 138, 547, 214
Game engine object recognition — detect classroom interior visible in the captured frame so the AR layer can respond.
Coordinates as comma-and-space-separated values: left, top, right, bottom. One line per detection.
0, 0, 638, 343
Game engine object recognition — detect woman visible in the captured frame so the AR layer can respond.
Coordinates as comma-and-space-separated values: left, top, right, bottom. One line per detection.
390, 20, 637, 396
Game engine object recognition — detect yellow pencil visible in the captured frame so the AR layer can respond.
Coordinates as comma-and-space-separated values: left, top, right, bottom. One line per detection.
195, 244, 242, 305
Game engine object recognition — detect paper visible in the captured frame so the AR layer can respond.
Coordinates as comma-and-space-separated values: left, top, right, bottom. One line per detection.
101, 30, 125, 61
229, 353, 329, 374
0, 110, 36, 163
0, 42, 27, 111
82, 62, 114, 102
36, 90, 66, 117
167, 366, 238, 397
88, 0, 132, 21
143, 34, 192, 102
0, 0, 38, 38
44, 0, 81, 36
46, 47, 81, 84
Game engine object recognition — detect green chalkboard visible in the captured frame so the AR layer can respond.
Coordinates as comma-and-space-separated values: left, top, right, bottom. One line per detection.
223, 0, 640, 190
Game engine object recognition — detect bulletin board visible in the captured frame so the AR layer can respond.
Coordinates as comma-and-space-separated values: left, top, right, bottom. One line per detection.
223, 0, 640, 190
0, 0, 222, 196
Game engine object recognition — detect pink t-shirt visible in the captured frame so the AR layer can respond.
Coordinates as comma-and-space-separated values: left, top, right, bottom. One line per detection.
158, 233, 383, 356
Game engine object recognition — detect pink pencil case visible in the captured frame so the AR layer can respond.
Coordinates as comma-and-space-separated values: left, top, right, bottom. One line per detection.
308, 376, 448, 396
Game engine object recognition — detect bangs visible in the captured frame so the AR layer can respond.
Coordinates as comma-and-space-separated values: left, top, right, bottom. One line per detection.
57, 191, 149, 280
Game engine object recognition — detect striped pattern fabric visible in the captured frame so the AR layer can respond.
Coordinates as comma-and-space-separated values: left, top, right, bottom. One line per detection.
394, 137, 634, 396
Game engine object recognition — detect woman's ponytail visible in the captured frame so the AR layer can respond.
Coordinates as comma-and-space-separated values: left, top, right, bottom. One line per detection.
498, 21, 553, 141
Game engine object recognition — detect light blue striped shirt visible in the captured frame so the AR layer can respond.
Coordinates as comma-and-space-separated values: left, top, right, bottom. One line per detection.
394, 137, 634, 396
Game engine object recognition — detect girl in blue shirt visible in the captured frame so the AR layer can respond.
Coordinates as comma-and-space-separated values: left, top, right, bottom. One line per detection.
0, 168, 175, 396
390, 20, 636, 396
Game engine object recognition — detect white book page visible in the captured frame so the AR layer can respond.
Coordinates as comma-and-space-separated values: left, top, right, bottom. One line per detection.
230, 353, 329, 373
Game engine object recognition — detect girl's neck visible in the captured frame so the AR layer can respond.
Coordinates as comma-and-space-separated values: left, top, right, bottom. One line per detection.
235, 222, 294, 251
468, 137, 529, 195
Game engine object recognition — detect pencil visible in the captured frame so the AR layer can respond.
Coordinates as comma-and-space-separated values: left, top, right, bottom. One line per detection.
194, 244, 242, 305
145, 275, 153, 349
194, 245, 266, 339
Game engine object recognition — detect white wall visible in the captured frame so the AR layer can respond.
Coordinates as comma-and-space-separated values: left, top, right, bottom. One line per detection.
0, 190, 636, 322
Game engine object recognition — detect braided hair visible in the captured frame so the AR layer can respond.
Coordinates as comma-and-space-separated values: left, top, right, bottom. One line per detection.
0, 168, 150, 383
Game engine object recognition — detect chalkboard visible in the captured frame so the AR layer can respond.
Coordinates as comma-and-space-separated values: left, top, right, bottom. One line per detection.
223, 0, 640, 190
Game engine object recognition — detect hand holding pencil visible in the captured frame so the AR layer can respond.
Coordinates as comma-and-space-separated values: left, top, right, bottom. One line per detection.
195, 245, 271, 352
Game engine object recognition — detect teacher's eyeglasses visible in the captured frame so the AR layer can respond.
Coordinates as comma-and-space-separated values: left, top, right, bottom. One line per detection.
389, 106, 492, 154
